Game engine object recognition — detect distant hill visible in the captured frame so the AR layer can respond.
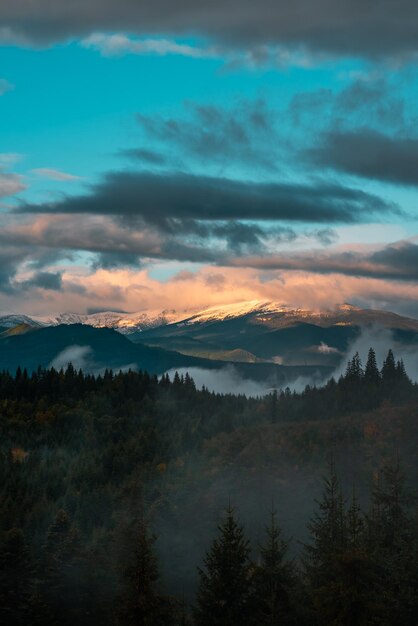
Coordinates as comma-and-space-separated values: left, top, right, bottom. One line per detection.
0, 323, 330, 386
132, 303, 418, 367
3, 301, 418, 369
0, 323, 36, 338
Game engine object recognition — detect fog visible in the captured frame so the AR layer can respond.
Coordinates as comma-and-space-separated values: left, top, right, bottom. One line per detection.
165, 365, 274, 396
49, 345, 93, 370
331, 325, 418, 382
49, 344, 138, 375
165, 325, 418, 397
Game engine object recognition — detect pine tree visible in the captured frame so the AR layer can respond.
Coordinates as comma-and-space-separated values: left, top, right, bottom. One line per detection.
304, 465, 347, 623
364, 348, 380, 386
334, 490, 376, 625
381, 349, 397, 385
116, 517, 179, 626
117, 517, 159, 625
195, 505, 254, 626
41, 510, 87, 625
363, 347, 381, 409
367, 462, 418, 625
253, 507, 295, 625
0, 528, 35, 625
345, 352, 363, 382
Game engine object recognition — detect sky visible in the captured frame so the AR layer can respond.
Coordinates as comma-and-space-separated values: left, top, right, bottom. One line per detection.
1, 1, 418, 317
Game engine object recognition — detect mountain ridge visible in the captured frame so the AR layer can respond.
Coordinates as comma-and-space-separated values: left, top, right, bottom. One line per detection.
2, 301, 418, 335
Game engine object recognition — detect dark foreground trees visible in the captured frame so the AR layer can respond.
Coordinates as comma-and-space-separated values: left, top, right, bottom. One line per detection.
0, 462, 417, 625
116, 517, 181, 626
194, 506, 253, 626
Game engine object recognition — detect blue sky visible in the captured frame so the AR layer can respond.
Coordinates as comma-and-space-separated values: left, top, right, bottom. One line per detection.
1, 41, 368, 193
1, 4, 418, 316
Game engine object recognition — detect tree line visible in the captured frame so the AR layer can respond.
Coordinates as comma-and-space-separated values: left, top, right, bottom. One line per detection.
1, 462, 417, 625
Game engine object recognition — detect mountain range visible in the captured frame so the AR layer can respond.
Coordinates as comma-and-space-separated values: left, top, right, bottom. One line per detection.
1, 301, 418, 386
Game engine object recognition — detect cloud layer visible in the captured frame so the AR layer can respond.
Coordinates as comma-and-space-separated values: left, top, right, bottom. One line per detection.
3, 1, 418, 58
308, 130, 418, 187
21, 170, 396, 225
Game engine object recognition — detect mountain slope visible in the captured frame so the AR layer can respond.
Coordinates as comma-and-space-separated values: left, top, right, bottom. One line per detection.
0, 324, 330, 386
4, 302, 418, 369
131, 302, 418, 367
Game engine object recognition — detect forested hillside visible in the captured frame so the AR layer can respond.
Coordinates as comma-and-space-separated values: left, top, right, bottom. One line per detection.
0, 348, 417, 624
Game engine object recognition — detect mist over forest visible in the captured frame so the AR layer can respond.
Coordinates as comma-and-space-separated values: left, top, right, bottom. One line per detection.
1, 345, 417, 624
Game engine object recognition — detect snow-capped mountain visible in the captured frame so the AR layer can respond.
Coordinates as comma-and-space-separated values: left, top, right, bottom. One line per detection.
34, 309, 188, 334
3, 301, 418, 371
172, 300, 418, 331
0, 314, 45, 329
2, 301, 418, 336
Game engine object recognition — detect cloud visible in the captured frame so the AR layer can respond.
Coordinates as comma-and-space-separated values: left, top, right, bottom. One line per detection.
48, 344, 137, 374
0, 79, 14, 95
18, 270, 63, 291
229, 240, 418, 282
49, 345, 92, 370
81, 32, 218, 59
3, 1, 418, 59
134, 100, 280, 172
31, 168, 80, 181
0, 171, 25, 198
121, 148, 167, 165
3, 256, 418, 321
165, 365, 274, 397
18, 170, 396, 225
0, 153, 24, 166
307, 129, 418, 187
331, 325, 418, 383
318, 342, 340, 354
0, 247, 29, 293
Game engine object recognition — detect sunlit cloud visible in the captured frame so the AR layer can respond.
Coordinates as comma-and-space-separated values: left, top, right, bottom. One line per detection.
31, 168, 81, 181
81, 33, 218, 59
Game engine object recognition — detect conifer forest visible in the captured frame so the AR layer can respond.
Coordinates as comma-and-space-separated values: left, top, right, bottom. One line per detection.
1, 348, 417, 624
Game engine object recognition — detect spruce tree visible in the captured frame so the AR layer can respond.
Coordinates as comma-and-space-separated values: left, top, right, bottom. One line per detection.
0, 528, 35, 626
195, 505, 253, 626
335, 490, 376, 625
41, 510, 87, 625
253, 507, 295, 625
345, 352, 363, 382
304, 465, 347, 623
381, 349, 397, 385
116, 517, 179, 626
117, 517, 159, 625
364, 348, 380, 386
367, 462, 418, 625
363, 347, 381, 409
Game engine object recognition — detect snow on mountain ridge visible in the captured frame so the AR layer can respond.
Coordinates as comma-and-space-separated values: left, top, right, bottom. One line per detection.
0, 314, 45, 329
2, 302, 418, 335
35, 309, 188, 333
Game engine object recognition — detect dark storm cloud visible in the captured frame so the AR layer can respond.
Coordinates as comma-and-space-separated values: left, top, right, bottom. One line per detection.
18, 170, 397, 225
308, 130, 418, 186
3, 0, 418, 58
230, 241, 418, 282
371, 242, 418, 275
0, 248, 26, 293
0, 249, 63, 293
19, 271, 63, 290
